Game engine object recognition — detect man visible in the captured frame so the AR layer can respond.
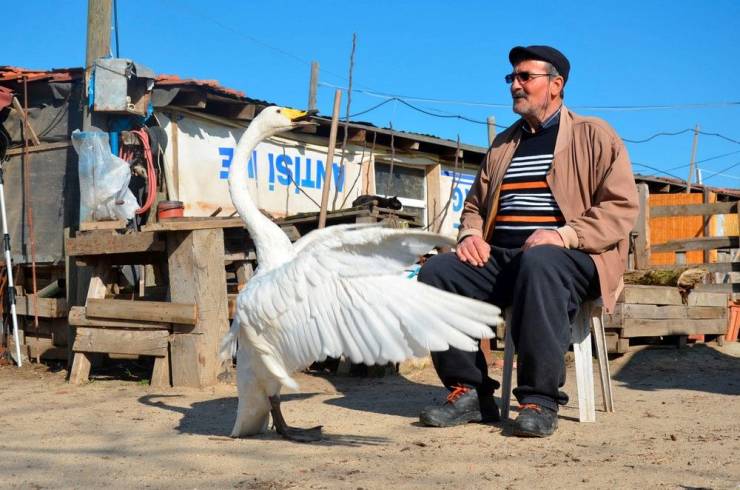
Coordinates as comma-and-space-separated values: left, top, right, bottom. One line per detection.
418, 45, 638, 437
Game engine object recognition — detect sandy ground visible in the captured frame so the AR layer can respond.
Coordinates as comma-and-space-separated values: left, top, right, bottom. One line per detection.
1, 343, 739, 490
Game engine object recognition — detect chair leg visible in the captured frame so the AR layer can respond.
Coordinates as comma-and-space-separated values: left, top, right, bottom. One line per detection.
501, 317, 515, 421
571, 307, 596, 423
590, 305, 615, 413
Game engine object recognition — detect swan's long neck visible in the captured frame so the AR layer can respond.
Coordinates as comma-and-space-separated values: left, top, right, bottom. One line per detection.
229, 122, 294, 271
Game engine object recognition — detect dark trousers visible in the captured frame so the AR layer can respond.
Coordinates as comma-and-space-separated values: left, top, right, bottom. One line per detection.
417, 245, 600, 411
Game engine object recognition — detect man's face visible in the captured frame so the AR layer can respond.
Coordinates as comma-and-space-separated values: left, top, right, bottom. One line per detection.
510, 59, 553, 119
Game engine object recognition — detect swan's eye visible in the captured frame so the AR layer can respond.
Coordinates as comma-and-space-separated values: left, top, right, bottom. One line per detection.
276, 109, 282, 114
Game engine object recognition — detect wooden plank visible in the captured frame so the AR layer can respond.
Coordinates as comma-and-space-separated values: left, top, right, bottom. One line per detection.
68, 306, 171, 329
650, 201, 737, 217
648, 262, 739, 273
694, 283, 740, 294
620, 318, 728, 338
150, 347, 171, 387
6, 141, 72, 157
167, 229, 229, 387
79, 220, 127, 231
619, 285, 729, 307
608, 304, 727, 321
11, 96, 41, 145
652, 236, 738, 253
69, 352, 92, 384
619, 285, 683, 305
86, 298, 196, 325
141, 217, 299, 239
15, 295, 68, 318
65, 231, 165, 256
73, 327, 169, 356
687, 291, 730, 307
425, 164, 442, 233
633, 183, 651, 269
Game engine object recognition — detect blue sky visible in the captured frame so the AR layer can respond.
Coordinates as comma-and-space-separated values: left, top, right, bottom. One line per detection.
6, 0, 740, 188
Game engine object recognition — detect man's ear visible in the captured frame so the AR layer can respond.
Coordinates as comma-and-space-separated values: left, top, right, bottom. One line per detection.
549, 76, 564, 98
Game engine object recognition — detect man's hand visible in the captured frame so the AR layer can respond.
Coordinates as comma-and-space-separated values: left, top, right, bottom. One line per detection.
522, 229, 565, 250
456, 235, 490, 267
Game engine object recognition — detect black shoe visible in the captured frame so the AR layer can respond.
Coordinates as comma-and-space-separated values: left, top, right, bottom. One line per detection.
512, 403, 558, 437
420, 384, 500, 428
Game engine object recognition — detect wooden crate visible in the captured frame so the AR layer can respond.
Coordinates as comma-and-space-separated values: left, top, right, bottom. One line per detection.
606, 285, 729, 342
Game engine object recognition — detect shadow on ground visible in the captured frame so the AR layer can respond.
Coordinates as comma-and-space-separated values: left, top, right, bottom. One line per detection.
613, 343, 740, 396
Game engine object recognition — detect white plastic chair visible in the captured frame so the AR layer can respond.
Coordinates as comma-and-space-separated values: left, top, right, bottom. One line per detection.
500, 299, 615, 422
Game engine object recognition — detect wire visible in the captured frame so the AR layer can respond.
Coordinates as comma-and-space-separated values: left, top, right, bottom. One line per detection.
319, 82, 740, 112
113, 0, 120, 57
622, 129, 694, 144
664, 149, 740, 172
702, 160, 740, 181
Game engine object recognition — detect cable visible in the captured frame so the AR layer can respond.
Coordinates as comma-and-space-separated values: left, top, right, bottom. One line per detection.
664, 149, 740, 172
319, 82, 740, 112
622, 129, 694, 144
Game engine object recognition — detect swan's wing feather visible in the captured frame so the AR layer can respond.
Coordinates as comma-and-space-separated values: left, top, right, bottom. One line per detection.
244, 232, 500, 374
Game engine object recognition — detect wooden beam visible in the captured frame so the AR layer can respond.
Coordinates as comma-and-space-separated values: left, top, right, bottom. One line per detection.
15, 296, 68, 318
395, 138, 420, 151
205, 100, 257, 120
619, 285, 728, 306
347, 128, 367, 144
651, 236, 738, 253
167, 228, 229, 387
65, 231, 165, 256
73, 327, 169, 356
171, 89, 208, 109
425, 163, 441, 232
6, 141, 72, 157
86, 298, 197, 325
79, 220, 127, 231
11, 96, 41, 145
68, 306, 171, 329
650, 201, 737, 217
633, 183, 651, 269
620, 318, 728, 338
647, 262, 739, 273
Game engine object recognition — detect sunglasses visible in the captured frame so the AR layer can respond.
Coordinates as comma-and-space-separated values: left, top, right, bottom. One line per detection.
504, 72, 552, 84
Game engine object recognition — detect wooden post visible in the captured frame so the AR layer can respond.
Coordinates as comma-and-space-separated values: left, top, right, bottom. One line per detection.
318, 89, 342, 229
703, 189, 712, 266
487, 116, 496, 146
633, 183, 651, 269
685, 124, 700, 193
166, 229, 229, 387
308, 61, 319, 112
83, 0, 112, 132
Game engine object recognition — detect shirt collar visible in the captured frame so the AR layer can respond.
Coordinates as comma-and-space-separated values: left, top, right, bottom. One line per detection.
522, 105, 562, 133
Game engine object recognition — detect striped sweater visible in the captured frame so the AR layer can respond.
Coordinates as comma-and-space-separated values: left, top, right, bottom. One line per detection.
491, 120, 565, 249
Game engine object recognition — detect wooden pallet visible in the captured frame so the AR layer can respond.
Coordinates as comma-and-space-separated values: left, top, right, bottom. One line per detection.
605, 285, 729, 344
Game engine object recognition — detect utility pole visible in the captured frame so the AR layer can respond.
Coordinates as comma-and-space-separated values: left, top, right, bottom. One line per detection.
685, 124, 700, 193
308, 61, 319, 112
487, 116, 496, 146
83, 0, 113, 131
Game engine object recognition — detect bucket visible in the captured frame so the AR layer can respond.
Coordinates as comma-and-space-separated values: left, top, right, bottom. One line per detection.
157, 200, 184, 220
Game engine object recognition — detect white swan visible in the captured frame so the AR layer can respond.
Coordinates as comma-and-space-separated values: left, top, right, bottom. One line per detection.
223, 106, 502, 441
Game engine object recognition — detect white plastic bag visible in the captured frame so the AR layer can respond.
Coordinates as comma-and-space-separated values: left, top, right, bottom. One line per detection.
72, 130, 138, 221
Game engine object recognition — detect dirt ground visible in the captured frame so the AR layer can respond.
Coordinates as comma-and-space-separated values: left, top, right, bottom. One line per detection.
1, 342, 739, 489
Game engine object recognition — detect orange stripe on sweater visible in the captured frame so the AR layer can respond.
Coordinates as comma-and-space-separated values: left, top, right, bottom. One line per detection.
500, 181, 549, 191
495, 215, 561, 223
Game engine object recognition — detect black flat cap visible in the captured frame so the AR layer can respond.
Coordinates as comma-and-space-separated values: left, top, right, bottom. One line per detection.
509, 45, 570, 84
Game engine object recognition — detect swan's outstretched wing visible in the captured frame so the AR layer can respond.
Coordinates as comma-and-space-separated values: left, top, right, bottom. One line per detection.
240, 227, 501, 380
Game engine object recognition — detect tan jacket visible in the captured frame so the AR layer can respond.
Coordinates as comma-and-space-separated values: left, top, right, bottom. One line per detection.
458, 106, 639, 312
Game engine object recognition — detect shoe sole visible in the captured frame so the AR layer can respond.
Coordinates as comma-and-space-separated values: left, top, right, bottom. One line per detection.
420, 412, 483, 428
511, 427, 554, 438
